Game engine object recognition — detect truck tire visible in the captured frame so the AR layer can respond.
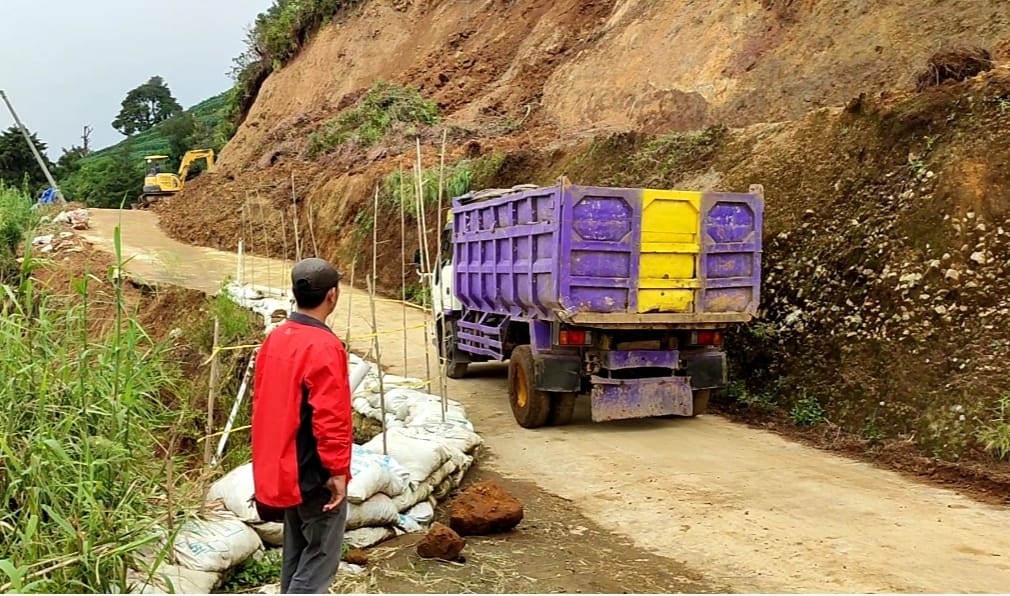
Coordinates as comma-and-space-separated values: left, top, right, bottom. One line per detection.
508, 345, 550, 429
691, 389, 711, 416
445, 360, 468, 379
548, 392, 577, 426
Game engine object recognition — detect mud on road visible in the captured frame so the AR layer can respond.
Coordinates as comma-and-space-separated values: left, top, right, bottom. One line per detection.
334, 469, 717, 594
85, 209, 1010, 593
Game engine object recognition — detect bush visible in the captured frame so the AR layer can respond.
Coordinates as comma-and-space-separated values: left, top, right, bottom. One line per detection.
0, 184, 35, 281
0, 251, 186, 591
307, 82, 440, 156
977, 394, 1010, 460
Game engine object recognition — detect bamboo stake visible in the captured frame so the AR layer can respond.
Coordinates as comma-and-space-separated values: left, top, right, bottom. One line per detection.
212, 353, 256, 467
204, 318, 221, 467
400, 169, 409, 374
436, 129, 450, 417
414, 140, 436, 397
370, 185, 388, 455
367, 278, 388, 455
345, 257, 356, 350
291, 171, 302, 262
256, 200, 273, 289
307, 195, 320, 257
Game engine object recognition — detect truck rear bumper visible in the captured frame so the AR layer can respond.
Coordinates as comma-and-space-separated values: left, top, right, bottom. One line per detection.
589, 374, 693, 422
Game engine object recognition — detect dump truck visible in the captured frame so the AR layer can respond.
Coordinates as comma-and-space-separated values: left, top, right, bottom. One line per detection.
425, 178, 764, 428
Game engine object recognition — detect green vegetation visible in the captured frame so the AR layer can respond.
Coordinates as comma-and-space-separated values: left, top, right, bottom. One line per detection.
789, 393, 827, 426
0, 127, 54, 195
0, 188, 263, 591
976, 394, 1010, 460
0, 209, 183, 591
0, 184, 36, 280
220, 549, 282, 592
381, 153, 504, 217
307, 82, 440, 157
111, 76, 184, 136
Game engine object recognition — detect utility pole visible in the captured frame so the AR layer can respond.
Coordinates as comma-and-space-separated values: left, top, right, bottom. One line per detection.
81, 125, 93, 155
0, 89, 66, 203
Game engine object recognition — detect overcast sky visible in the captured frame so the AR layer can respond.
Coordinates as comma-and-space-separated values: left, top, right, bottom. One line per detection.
0, 0, 275, 159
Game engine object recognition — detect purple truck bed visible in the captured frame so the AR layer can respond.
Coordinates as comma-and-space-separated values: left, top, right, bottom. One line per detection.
451, 182, 763, 328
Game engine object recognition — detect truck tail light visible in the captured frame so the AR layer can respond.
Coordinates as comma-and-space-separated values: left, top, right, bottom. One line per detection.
691, 331, 722, 346
559, 329, 592, 346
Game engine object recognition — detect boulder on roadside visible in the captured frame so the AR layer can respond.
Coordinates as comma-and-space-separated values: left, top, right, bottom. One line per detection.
448, 481, 523, 536
416, 522, 465, 561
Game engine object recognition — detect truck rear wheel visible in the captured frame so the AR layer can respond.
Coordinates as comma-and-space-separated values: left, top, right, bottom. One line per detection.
548, 392, 577, 426
508, 346, 550, 429
445, 360, 468, 379
691, 389, 711, 416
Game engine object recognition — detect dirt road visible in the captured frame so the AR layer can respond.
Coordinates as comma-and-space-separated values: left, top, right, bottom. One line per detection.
84, 209, 1010, 593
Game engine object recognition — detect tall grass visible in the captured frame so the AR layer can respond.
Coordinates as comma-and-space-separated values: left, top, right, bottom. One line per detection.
0, 193, 187, 592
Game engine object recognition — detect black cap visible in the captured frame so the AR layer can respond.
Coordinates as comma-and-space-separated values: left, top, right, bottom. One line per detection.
291, 258, 343, 294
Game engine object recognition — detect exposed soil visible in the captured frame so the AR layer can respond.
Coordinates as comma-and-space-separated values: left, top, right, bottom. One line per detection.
335, 468, 719, 594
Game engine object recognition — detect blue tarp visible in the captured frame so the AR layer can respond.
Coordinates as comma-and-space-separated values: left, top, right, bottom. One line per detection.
37, 187, 57, 204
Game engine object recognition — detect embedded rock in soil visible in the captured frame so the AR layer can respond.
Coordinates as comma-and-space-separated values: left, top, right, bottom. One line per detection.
416, 522, 465, 561
449, 481, 524, 536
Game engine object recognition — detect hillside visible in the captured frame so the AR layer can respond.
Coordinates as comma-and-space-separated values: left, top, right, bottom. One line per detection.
61, 92, 229, 207
158, 0, 1010, 475
85, 93, 228, 164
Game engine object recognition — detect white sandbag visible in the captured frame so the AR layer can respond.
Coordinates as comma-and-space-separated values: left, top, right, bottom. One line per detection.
343, 526, 396, 549
391, 481, 433, 512
252, 522, 284, 547
347, 444, 411, 503
406, 500, 435, 525
362, 427, 452, 482
346, 493, 400, 530
172, 512, 262, 573
426, 459, 459, 491
127, 563, 220, 594
401, 422, 482, 454
396, 513, 423, 534
206, 463, 258, 522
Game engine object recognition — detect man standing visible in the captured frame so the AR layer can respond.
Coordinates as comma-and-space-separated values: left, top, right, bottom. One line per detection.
251, 257, 353, 594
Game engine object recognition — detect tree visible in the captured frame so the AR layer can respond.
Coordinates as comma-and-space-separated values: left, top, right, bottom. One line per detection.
161, 113, 196, 164
0, 126, 53, 192
112, 76, 184, 136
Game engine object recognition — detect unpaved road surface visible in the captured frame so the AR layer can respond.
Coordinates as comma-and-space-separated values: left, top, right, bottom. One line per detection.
85, 209, 1010, 593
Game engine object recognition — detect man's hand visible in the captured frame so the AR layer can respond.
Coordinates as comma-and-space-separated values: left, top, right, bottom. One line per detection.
323, 475, 346, 512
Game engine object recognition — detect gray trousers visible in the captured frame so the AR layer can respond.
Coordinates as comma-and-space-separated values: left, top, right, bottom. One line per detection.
280, 487, 348, 594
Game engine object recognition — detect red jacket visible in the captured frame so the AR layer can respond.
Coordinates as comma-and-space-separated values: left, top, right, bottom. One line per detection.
251, 312, 353, 508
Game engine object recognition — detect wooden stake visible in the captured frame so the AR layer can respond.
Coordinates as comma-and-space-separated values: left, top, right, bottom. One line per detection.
414, 140, 436, 396
346, 257, 356, 350
400, 171, 409, 374
204, 317, 221, 467
367, 278, 388, 455
307, 195, 319, 257
436, 129, 450, 417
291, 171, 302, 262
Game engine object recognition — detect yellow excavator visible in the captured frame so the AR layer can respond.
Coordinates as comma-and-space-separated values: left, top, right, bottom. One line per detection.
133, 149, 215, 209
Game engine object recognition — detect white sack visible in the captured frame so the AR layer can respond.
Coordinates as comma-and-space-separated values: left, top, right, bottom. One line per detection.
347, 444, 411, 503
346, 493, 400, 530
406, 500, 435, 525
343, 526, 396, 549
172, 512, 262, 573
401, 422, 482, 454
251, 522, 284, 547
206, 463, 258, 522
362, 427, 452, 482
391, 481, 433, 512
126, 564, 220, 594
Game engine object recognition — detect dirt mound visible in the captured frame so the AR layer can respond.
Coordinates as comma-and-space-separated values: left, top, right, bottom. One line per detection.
916, 46, 994, 91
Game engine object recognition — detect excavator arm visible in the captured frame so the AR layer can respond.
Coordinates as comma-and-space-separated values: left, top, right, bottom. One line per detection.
176, 149, 215, 183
